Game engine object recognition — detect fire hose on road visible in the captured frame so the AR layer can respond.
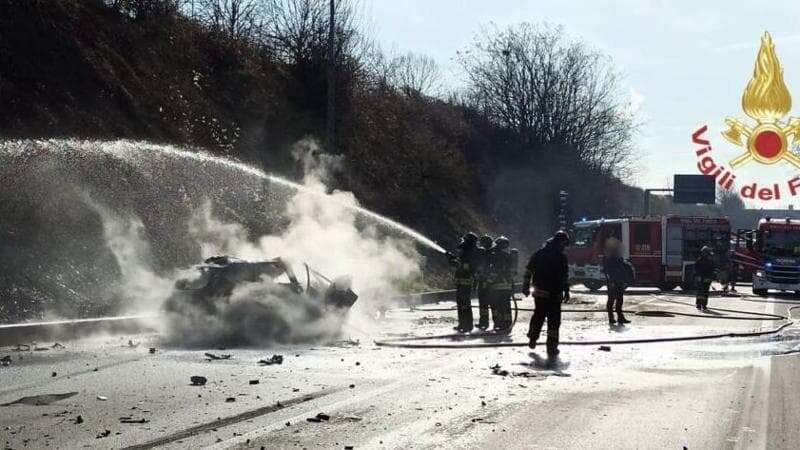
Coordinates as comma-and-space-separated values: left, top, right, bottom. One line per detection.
373, 296, 798, 349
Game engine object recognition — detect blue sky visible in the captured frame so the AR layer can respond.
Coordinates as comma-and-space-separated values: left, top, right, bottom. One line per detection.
367, 0, 800, 207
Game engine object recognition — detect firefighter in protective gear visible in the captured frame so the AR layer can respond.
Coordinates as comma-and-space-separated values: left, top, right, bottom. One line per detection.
522, 230, 570, 357
694, 246, 716, 311
449, 232, 480, 332
602, 238, 632, 326
476, 235, 495, 330
489, 236, 514, 333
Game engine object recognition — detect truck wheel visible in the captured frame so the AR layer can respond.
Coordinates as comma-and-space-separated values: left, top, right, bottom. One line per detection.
658, 283, 677, 292
753, 288, 768, 297
584, 280, 603, 292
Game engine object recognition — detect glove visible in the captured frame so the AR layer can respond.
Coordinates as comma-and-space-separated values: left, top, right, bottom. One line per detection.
562, 290, 571, 303
521, 283, 530, 297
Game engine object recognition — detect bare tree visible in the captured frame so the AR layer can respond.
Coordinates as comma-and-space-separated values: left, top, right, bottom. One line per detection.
369, 48, 442, 97
458, 23, 637, 177
104, 0, 184, 20
197, 0, 264, 40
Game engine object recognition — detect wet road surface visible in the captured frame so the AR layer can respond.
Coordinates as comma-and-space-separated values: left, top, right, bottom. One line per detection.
2, 287, 800, 449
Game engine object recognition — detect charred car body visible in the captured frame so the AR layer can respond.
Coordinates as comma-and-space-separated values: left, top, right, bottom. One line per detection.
165, 256, 358, 315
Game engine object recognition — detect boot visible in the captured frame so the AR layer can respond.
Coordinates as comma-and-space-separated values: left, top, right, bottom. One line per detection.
527, 330, 540, 349
546, 330, 559, 357
617, 314, 631, 324
608, 312, 616, 326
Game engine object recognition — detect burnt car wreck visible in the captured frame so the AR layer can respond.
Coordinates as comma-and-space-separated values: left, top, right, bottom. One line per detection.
165, 256, 358, 316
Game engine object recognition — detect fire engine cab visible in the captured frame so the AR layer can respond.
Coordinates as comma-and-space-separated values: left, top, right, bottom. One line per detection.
751, 218, 800, 296
567, 216, 730, 291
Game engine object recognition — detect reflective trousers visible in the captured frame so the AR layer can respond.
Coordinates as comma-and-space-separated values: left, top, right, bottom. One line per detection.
528, 295, 562, 354
455, 284, 474, 331
696, 281, 710, 308
491, 289, 512, 330
477, 284, 492, 328
606, 282, 625, 322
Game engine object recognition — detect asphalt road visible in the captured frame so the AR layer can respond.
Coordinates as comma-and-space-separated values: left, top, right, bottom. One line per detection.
2, 286, 800, 449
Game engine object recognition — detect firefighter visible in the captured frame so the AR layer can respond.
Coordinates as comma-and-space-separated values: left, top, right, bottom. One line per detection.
602, 238, 632, 326
490, 236, 514, 333
723, 255, 739, 293
449, 232, 480, 332
522, 230, 570, 358
475, 235, 495, 330
694, 246, 716, 311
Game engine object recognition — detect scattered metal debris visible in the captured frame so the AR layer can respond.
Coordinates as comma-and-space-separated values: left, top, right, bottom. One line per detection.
74, 415, 84, 424
249, 380, 259, 385
1, 392, 79, 406
490, 364, 509, 376
258, 354, 284, 365
51, 342, 65, 349
328, 338, 360, 348
190, 376, 207, 386
96, 430, 111, 439
119, 417, 149, 424
225, 397, 236, 403
126, 340, 139, 348
97, 396, 108, 401
148, 347, 157, 354
204, 352, 232, 360
1, 355, 11, 366
598, 345, 611, 352
306, 412, 331, 423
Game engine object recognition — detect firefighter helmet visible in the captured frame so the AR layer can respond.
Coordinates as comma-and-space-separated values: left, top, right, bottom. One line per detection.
553, 230, 570, 246
494, 236, 510, 250
460, 232, 478, 247
479, 235, 494, 249
701, 246, 714, 256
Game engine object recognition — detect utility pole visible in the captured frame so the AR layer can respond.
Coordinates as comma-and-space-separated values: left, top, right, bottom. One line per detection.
558, 190, 569, 231
325, 0, 336, 153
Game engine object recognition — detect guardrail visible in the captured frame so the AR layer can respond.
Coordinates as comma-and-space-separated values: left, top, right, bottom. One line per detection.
0, 315, 158, 347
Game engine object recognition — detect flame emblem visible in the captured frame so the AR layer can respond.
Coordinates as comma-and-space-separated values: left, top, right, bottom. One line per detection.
723, 32, 800, 168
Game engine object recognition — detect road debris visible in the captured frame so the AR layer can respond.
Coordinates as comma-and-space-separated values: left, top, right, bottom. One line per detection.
96, 430, 111, 439
1, 355, 11, 366
52, 372, 57, 377
12, 344, 31, 351
328, 338, 360, 348
148, 347, 157, 354
126, 340, 139, 348
190, 376, 207, 386
52, 342, 65, 349
306, 412, 331, 423
249, 380, 259, 385
119, 417, 149, 424
225, 397, 236, 403
97, 396, 108, 401
258, 354, 284, 365
1, 392, 79, 406
74, 415, 84, 424
490, 364, 509, 376
205, 352, 232, 360
598, 345, 611, 352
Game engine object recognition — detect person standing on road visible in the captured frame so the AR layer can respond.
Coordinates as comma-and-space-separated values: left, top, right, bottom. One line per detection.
522, 230, 570, 358
602, 238, 632, 326
723, 256, 739, 293
449, 232, 480, 332
475, 235, 495, 330
694, 246, 716, 311
489, 236, 514, 333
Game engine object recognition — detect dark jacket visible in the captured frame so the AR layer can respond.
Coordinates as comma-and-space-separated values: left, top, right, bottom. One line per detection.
694, 255, 716, 280
453, 243, 481, 286
489, 247, 513, 290
526, 239, 569, 297
603, 255, 633, 286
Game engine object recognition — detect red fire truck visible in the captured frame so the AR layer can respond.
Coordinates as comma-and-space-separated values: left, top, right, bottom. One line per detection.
567, 216, 730, 291
747, 218, 800, 295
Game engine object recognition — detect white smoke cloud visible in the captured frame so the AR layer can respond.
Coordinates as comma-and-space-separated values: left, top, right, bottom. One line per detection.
93, 138, 422, 346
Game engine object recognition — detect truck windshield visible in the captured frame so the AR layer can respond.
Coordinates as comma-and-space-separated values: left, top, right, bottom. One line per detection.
572, 226, 598, 248
763, 230, 800, 257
